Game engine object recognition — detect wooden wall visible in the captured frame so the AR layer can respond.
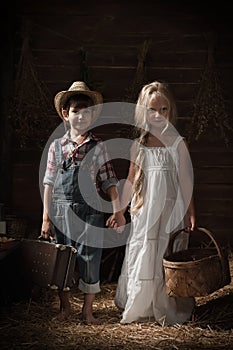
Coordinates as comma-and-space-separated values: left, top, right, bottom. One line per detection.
2, 0, 233, 244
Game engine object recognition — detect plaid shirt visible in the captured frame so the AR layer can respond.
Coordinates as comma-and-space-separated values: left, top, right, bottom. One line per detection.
43, 131, 118, 192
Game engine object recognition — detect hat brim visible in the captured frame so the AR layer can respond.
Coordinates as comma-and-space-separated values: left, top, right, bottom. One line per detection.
54, 89, 103, 120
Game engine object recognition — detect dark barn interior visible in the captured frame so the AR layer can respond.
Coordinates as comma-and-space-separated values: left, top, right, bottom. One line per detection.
1, 0, 233, 248
0, 0, 233, 282
1, 1, 233, 349
1, 0, 233, 282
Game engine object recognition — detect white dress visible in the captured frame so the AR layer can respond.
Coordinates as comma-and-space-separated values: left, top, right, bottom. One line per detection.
115, 136, 195, 326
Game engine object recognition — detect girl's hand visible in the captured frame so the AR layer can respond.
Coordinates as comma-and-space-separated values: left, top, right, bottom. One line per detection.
185, 212, 195, 232
106, 212, 126, 233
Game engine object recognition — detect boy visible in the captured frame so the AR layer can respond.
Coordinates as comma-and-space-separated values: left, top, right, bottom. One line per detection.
41, 81, 125, 324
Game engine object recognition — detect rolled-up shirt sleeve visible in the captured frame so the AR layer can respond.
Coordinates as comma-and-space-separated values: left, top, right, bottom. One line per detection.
43, 141, 58, 186
95, 141, 118, 192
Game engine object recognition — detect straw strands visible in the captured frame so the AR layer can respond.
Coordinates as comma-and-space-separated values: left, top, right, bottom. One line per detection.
0, 257, 233, 350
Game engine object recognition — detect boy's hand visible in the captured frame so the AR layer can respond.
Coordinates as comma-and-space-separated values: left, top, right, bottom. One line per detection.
41, 219, 54, 239
106, 212, 126, 233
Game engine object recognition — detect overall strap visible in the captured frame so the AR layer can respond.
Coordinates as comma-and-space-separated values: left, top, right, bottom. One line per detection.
54, 138, 63, 165
82, 139, 98, 167
89, 139, 98, 150
54, 137, 98, 168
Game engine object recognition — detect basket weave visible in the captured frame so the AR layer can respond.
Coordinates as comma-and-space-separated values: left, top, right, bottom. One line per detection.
163, 227, 231, 297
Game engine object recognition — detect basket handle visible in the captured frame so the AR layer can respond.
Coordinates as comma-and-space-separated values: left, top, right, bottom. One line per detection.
168, 226, 224, 260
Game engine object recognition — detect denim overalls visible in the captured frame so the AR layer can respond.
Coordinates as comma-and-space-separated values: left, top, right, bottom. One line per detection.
51, 138, 104, 294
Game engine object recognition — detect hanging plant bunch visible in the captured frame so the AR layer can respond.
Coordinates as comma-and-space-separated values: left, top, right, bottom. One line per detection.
187, 33, 233, 146
10, 31, 55, 149
123, 39, 152, 139
125, 39, 151, 104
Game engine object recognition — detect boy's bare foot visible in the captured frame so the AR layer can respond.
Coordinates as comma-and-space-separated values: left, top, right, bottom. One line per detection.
52, 297, 71, 321
53, 291, 71, 321
82, 293, 100, 324
82, 311, 101, 325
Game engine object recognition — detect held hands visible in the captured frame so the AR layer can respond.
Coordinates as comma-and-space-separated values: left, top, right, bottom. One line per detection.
106, 211, 126, 233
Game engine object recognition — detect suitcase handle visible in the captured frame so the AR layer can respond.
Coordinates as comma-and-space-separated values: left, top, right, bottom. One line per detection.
38, 235, 51, 243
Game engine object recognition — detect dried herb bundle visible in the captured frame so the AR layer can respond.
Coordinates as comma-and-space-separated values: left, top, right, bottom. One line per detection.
122, 40, 151, 139
10, 31, 55, 149
187, 33, 233, 146
125, 39, 151, 104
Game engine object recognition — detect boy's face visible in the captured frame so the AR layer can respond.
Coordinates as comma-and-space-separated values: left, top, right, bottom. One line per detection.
62, 102, 94, 132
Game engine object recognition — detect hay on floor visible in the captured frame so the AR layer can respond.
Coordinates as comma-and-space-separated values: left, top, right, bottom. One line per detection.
0, 257, 233, 350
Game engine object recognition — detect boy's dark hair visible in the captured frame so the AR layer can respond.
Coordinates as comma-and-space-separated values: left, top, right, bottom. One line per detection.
63, 94, 93, 112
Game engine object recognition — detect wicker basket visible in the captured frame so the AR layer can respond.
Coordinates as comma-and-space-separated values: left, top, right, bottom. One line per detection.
163, 227, 231, 297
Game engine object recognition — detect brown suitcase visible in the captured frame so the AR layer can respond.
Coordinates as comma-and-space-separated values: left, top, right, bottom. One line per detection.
19, 239, 77, 291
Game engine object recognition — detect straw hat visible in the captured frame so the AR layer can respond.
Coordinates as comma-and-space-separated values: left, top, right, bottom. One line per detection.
54, 81, 103, 119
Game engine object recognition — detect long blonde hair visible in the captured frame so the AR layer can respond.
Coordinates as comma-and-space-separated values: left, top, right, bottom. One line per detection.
130, 81, 177, 214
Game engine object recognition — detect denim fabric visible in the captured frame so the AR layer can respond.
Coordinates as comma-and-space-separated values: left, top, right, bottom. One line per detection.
52, 139, 104, 292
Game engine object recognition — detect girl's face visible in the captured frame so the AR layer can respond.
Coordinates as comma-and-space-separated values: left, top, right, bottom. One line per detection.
146, 93, 169, 130
62, 102, 93, 132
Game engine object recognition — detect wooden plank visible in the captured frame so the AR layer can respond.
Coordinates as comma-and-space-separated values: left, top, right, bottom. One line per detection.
30, 46, 214, 70
32, 49, 82, 66
148, 51, 206, 68
194, 184, 233, 199
19, 0, 227, 25
36, 66, 82, 83
12, 184, 40, 204
195, 214, 233, 230
148, 67, 202, 83
11, 182, 42, 219
176, 101, 193, 116
167, 83, 199, 100
13, 150, 43, 162
17, 11, 213, 51
194, 166, 233, 184
189, 227, 233, 247
12, 163, 40, 178
194, 198, 233, 216
191, 150, 233, 166
32, 48, 137, 67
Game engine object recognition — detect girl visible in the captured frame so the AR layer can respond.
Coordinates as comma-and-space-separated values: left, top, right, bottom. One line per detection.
41, 81, 125, 324
114, 81, 196, 326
